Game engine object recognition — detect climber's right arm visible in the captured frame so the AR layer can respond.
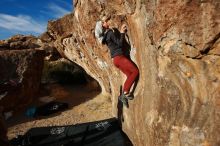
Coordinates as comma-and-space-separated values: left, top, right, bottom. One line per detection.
109, 30, 125, 47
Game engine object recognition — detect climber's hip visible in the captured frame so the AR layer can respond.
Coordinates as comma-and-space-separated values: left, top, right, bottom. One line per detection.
113, 55, 138, 74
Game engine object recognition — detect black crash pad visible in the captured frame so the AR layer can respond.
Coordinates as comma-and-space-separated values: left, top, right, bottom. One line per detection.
10, 118, 132, 146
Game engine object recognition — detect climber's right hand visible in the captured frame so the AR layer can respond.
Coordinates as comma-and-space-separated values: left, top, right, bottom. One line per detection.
120, 24, 127, 33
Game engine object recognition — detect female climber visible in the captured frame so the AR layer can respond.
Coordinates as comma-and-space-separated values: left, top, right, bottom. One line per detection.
95, 15, 139, 107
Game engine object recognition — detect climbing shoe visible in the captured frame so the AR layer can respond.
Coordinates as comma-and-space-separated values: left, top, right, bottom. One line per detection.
119, 94, 128, 108
124, 93, 134, 100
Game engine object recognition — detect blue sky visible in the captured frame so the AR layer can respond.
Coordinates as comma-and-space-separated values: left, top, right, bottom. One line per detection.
0, 0, 73, 40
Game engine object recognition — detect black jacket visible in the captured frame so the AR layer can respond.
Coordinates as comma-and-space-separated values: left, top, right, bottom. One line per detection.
103, 29, 125, 58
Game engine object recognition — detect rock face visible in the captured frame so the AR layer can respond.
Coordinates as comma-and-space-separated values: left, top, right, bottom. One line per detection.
46, 0, 220, 146
0, 35, 42, 50
0, 35, 46, 112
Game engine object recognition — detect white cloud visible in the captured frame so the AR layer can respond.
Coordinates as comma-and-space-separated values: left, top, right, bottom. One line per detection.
0, 13, 46, 34
48, 3, 71, 18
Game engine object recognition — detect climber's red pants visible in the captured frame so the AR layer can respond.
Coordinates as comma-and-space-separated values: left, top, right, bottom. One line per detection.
113, 55, 139, 93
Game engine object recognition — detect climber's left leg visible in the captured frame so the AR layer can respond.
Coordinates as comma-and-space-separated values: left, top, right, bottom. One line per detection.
113, 55, 139, 94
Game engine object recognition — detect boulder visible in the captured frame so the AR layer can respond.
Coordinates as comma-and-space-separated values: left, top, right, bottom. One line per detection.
44, 0, 220, 145
0, 49, 45, 112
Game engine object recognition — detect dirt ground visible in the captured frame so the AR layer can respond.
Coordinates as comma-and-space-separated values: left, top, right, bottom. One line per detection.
6, 83, 113, 139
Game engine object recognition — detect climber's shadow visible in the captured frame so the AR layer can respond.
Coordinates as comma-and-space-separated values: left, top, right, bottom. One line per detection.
117, 85, 124, 127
